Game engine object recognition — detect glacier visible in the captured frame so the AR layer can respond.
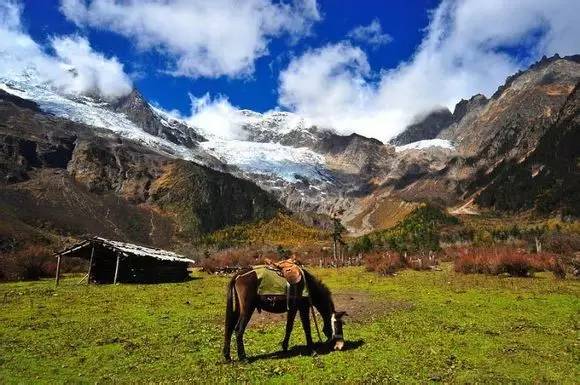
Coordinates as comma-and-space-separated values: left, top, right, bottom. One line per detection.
395, 139, 454, 152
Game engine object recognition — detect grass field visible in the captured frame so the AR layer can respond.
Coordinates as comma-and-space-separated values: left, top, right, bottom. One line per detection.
1, 265, 578, 384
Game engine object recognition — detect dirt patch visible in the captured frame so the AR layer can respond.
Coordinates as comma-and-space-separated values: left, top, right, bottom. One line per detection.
249, 291, 413, 326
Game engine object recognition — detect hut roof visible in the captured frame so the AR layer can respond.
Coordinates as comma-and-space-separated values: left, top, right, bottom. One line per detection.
56, 237, 195, 264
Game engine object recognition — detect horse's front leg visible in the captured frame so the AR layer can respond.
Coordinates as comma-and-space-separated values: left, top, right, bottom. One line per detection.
298, 302, 315, 353
282, 307, 297, 352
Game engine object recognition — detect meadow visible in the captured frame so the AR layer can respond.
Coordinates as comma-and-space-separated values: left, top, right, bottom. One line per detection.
1, 265, 578, 384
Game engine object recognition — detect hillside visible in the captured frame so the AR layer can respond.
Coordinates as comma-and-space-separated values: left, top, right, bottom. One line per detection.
203, 212, 329, 249
0, 90, 282, 254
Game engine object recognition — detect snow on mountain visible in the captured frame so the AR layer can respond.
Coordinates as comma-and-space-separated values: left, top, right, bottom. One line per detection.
0, 71, 335, 189
240, 109, 311, 134
395, 139, 455, 152
0, 74, 205, 162
199, 139, 331, 183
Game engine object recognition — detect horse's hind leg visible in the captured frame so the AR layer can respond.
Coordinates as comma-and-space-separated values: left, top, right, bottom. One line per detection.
282, 307, 297, 352
223, 308, 238, 361
235, 306, 255, 361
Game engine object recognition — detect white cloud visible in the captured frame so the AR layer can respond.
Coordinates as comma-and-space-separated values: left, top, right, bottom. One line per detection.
157, 94, 250, 140
0, 0, 132, 99
50, 36, 132, 99
60, 0, 321, 79
347, 19, 392, 48
185, 93, 248, 140
278, 43, 382, 130
278, 0, 580, 142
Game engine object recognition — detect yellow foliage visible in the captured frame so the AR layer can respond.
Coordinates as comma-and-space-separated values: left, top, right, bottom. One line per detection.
205, 213, 329, 248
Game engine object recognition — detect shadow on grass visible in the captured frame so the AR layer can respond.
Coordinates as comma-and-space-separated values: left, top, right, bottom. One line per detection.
247, 339, 365, 362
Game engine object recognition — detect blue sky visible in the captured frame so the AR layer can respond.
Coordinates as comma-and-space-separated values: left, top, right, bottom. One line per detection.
2, 0, 579, 141
19, 0, 438, 114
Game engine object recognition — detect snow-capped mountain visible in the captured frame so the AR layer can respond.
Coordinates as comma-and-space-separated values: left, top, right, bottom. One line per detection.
0, 71, 345, 213
0, 72, 208, 163
0, 67, 459, 226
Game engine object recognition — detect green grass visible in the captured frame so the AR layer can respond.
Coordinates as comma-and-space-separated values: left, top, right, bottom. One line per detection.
1, 265, 579, 384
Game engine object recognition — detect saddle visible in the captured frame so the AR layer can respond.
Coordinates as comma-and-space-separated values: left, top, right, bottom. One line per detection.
264, 257, 302, 285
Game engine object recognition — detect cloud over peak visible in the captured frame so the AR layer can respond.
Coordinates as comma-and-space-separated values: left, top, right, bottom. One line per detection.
0, 0, 132, 100
60, 0, 321, 79
277, 0, 580, 142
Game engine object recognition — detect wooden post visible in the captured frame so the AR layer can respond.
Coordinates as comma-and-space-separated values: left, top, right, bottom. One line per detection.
333, 240, 337, 265
87, 245, 95, 284
113, 254, 121, 284
55, 255, 61, 287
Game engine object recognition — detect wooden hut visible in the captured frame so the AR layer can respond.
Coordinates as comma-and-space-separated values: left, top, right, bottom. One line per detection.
54, 237, 195, 285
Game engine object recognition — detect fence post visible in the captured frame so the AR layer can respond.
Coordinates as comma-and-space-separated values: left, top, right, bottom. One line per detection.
55, 255, 61, 287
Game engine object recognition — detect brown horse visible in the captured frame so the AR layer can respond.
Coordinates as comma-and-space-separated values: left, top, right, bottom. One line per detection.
223, 267, 346, 361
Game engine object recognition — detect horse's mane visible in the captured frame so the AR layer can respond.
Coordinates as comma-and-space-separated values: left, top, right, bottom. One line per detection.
302, 269, 334, 312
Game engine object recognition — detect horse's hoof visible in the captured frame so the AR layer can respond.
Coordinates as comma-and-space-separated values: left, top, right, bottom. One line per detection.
238, 355, 248, 363
223, 356, 232, 363
281, 343, 289, 352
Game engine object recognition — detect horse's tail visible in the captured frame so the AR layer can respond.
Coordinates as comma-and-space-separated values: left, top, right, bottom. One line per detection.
225, 276, 238, 327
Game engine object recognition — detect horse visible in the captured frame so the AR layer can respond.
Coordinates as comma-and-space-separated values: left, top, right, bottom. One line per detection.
223, 267, 346, 361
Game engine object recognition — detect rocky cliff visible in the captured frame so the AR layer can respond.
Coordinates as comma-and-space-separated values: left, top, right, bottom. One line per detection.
389, 108, 454, 146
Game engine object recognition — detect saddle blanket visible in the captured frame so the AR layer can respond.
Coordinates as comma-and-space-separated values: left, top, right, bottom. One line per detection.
253, 265, 308, 297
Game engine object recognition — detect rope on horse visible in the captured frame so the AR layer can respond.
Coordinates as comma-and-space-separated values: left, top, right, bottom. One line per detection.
302, 267, 323, 343
310, 300, 323, 343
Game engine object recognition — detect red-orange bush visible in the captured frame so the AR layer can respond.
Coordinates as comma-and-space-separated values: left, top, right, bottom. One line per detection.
200, 247, 278, 273
453, 246, 557, 277
0, 245, 56, 281
364, 251, 404, 275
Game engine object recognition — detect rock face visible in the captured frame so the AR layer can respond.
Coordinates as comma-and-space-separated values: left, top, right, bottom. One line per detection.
474, 83, 579, 215
389, 108, 454, 146
109, 89, 205, 148
437, 54, 580, 213
0, 91, 281, 249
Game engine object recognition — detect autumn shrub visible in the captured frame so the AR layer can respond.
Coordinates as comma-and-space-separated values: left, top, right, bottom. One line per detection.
0, 245, 55, 281
200, 247, 278, 273
364, 251, 404, 275
452, 246, 558, 277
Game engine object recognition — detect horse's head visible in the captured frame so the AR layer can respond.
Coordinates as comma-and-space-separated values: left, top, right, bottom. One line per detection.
330, 311, 347, 350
